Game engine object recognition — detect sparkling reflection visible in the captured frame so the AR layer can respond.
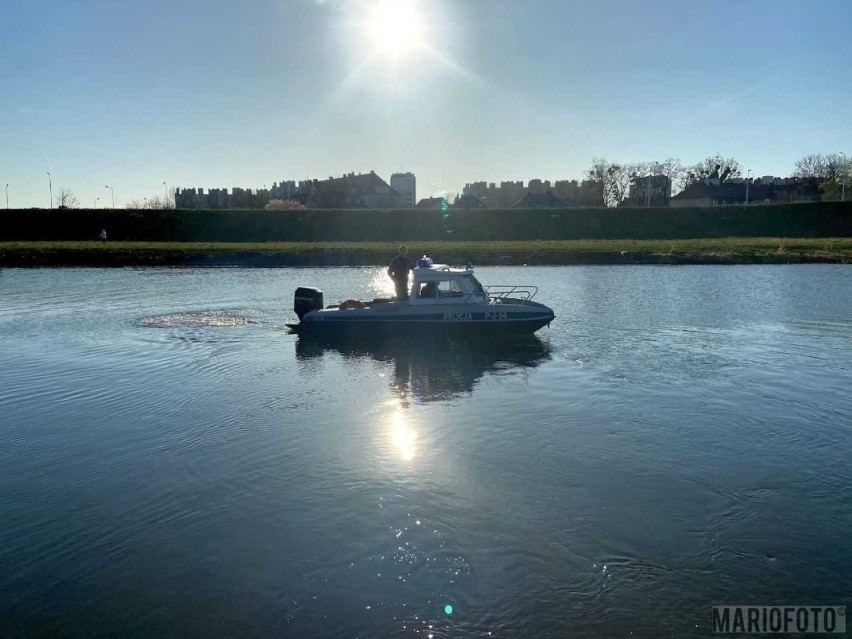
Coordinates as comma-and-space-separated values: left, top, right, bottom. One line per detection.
390, 410, 417, 462
369, 269, 398, 299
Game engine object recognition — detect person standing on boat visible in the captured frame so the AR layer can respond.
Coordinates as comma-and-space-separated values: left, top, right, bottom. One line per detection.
388, 245, 414, 301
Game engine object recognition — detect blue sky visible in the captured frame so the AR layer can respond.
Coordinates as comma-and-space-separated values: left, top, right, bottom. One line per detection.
1, 0, 850, 208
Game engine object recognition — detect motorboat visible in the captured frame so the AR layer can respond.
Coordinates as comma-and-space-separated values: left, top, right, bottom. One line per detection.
287, 257, 555, 336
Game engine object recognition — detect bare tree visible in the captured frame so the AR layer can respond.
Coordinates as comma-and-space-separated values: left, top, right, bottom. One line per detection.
654, 158, 687, 194
609, 164, 632, 207
687, 155, 741, 184
146, 194, 172, 209
824, 154, 847, 180
793, 153, 848, 180
584, 159, 607, 206
586, 158, 630, 207
125, 188, 176, 210
626, 158, 687, 196
56, 188, 80, 209
793, 154, 826, 179
817, 157, 851, 200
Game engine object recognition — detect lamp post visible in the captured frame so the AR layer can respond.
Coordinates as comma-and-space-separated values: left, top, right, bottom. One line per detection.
5, 183, 8, 209
745, 169, 752, 204
163, 181, 168, 208
95, 197, 100, 209
653, 162, 660, 206
105, 185, 114, 208
645, 163, 659, 207
47, 172, 52, 209
645, 171, 651, 207
840, 152, 847, 202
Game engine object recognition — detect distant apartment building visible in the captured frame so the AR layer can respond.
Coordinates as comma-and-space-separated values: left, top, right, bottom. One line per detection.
175, 180, 297, 209
462, 181, 487, 199
553, 179, 606, 206
670, 176, 820, 207
390, 172, 416, 208
463, 178, 605, 208
553, 180, 579, 204
291, 171, 401, 208
499, 181, 526, 207
514, 191, 568, 208
454, 194, 487, 209
270, 180, 298, 199
527, 179, 551, 194
175, 172, 409, 209
463, 181, 525, 208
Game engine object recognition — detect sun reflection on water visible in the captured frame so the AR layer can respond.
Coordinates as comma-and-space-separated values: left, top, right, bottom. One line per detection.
369, 269, 397, 299
389, 407, 417, 462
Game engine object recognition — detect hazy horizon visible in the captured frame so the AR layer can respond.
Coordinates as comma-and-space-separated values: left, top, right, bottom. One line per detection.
2, 0, 850, 208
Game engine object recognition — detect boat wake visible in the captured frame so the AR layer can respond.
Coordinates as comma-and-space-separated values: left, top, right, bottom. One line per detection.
138, 310, 260, 329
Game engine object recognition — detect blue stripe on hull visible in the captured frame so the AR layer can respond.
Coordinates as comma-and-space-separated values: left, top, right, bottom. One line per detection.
294, 316, 553, 335
311, 311, 551, 321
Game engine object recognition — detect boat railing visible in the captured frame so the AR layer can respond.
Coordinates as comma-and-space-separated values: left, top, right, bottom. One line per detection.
484, 285, 539, 301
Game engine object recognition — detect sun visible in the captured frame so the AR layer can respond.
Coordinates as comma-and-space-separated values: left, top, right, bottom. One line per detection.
367, 0, 423, 58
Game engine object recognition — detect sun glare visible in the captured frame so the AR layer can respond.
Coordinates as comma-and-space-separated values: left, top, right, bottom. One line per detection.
391, 411, 416, 462
367, 0, 423, 58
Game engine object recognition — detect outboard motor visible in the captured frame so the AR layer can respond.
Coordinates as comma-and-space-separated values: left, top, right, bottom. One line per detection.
294, 287, 323, 320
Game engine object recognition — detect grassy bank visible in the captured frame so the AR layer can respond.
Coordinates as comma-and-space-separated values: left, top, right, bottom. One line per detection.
1, 238, 851, 267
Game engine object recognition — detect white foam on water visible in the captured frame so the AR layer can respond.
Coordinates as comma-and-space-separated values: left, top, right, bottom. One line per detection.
139, 310, 260, 328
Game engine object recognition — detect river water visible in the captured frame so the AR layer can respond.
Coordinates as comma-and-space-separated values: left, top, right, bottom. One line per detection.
1, 266, 850, 638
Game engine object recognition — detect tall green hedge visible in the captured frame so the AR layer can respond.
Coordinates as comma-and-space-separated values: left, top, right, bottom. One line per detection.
2, 202, 851, 242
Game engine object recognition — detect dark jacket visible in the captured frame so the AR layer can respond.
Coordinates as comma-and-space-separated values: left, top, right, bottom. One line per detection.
388, 254, 414, 280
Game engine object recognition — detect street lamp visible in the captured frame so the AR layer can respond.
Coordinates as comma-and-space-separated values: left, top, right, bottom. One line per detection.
745, 169, 752, 204
840, 152, 847, 202
105, 185, 114, 208
95, 197, 100, 209
5, 183, 8, 209
646, 170, 651, 207
163, 181, 168, 208
645, 162, 659, 206
47, 172, 52, 209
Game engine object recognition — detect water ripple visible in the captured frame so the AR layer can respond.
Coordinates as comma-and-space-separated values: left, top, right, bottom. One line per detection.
1, 265, 851, 638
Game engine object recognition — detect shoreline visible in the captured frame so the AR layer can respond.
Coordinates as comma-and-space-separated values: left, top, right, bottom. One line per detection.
1, 239, 850, 267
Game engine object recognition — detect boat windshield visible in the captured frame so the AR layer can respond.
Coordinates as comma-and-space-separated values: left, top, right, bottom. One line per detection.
468, 274, 486, 294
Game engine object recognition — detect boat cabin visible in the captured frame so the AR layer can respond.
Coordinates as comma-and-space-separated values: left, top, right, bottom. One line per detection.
407, 258, 488, 305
